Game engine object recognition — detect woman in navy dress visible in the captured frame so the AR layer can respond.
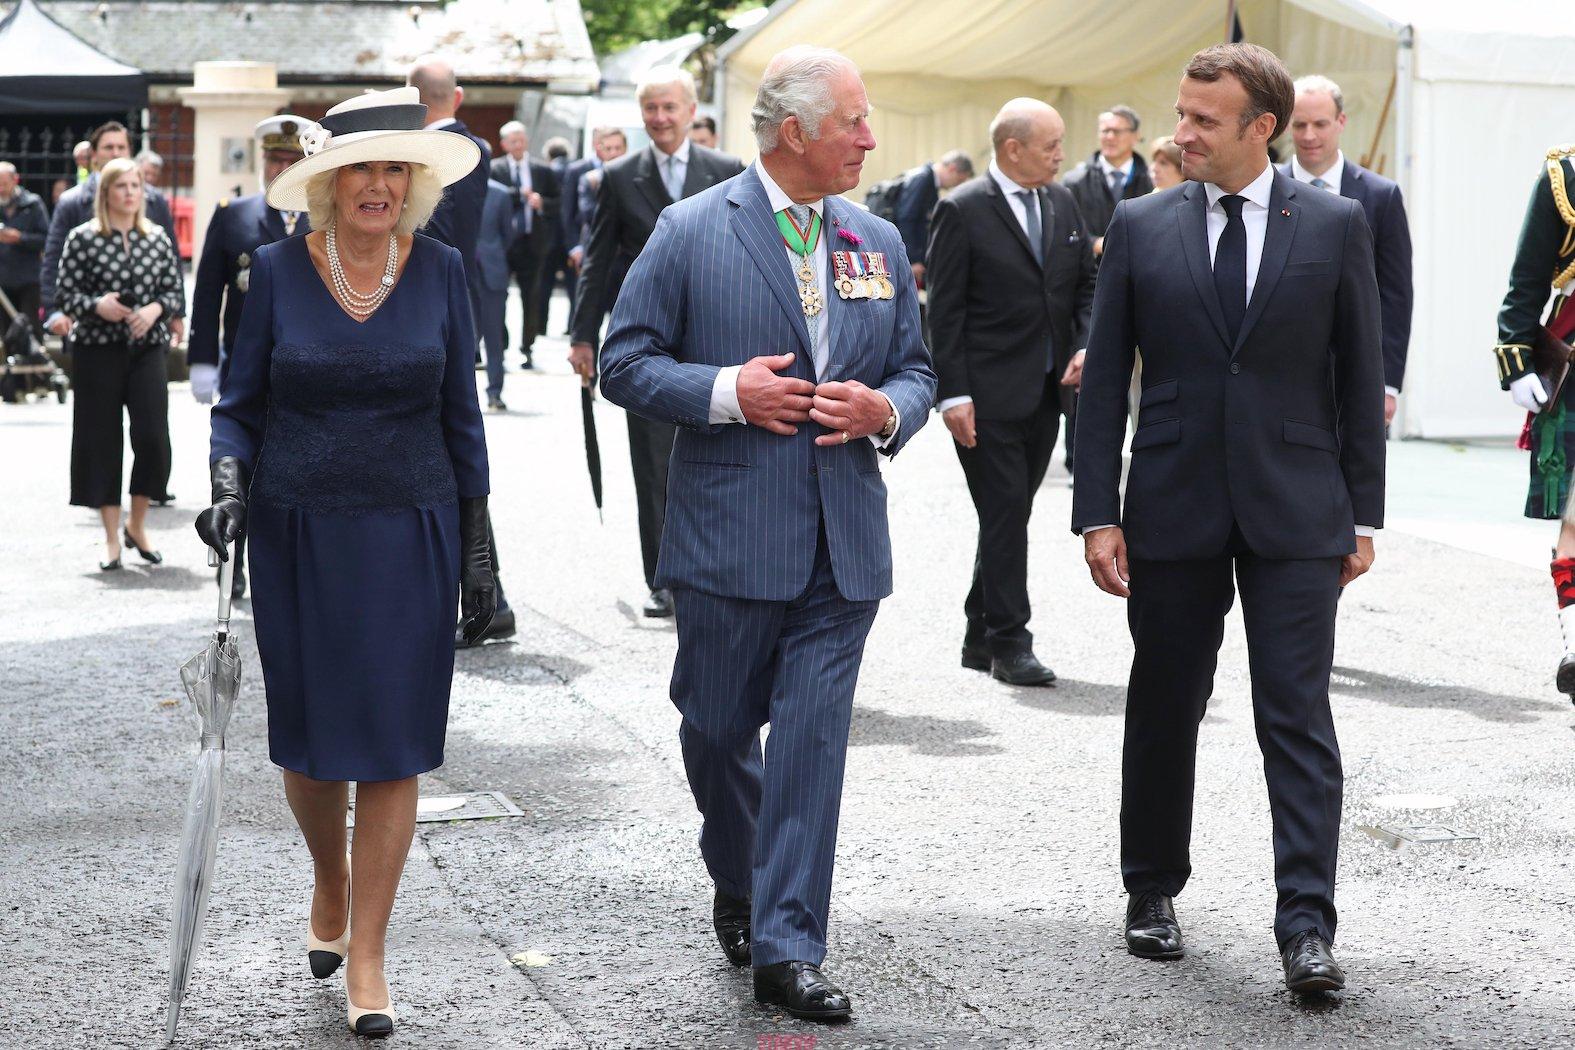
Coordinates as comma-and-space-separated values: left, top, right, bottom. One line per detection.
196, 87, 493, 1038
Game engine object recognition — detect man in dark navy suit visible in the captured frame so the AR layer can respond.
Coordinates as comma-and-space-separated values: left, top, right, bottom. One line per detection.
408, 55, 516, 647
1282, 74, 1413, 425
188, 116, 311, 600
490, 121, 559, 369
892, 150, 973, 286
1073, 43, 1384, 995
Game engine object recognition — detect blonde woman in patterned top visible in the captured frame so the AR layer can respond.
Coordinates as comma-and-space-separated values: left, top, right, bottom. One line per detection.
56, 156, 184, 571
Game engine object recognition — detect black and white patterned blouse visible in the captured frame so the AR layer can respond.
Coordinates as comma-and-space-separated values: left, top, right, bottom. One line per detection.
56, 221, 185, 348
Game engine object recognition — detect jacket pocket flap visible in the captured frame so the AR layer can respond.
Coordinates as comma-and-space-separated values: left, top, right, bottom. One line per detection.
1281, 260, 1333, 277
1130, 417, 1181, 451
1283, 419, 1337, 452
1139, 378, 1178, 408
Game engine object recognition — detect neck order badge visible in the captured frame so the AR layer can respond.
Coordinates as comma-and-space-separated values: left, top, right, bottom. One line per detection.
776, 207, 824, 322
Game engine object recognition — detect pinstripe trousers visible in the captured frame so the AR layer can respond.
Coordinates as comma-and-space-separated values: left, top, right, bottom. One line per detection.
670, 528, 879, 968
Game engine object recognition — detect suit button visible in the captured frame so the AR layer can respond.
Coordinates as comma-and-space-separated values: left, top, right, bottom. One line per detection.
1230, 363, 1241, 375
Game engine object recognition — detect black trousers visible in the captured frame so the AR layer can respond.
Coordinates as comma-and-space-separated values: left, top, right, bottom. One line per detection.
1122, 528, 1344, 946
2, 282, 41, 335
69, 341, 170, 508
627, 412, 675, 590
955, 376, 1061, 656
533, 236, 565, 337
506, 234, 548, 357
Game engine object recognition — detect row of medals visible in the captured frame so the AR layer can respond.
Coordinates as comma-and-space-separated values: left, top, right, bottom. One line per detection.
833, 252, 894, 301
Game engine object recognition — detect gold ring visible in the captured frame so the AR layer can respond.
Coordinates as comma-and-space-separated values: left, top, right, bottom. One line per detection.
841, 431, 850, 444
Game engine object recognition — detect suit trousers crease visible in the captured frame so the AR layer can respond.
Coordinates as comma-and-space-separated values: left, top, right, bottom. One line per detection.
69, 341, 171, 508
1121, 539, 1344, 946
626, 412, 675, 590
957, 380, 1061, 655
671, 534, 880, 968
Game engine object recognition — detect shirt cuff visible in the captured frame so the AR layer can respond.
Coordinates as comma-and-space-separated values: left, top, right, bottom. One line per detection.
937, 395, 973, 413
709, 365, 745, 425
1081, 524, 1118, 535
1384, 386, 1399, 398
870, 394, 900, 450
1354, 525, 1377, 537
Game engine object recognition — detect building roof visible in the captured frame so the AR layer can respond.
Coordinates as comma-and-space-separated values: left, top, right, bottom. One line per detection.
23, 0, 598, 88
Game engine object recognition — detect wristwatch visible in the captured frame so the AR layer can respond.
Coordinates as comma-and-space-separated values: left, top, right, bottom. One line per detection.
878, 404, 897, 440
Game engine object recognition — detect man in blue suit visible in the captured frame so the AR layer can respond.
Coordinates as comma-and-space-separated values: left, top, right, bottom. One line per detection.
475, 179, 515, 410
1282, 75, 1412, 425
1074, 44, 1384, 995
600, 46, 935, 1022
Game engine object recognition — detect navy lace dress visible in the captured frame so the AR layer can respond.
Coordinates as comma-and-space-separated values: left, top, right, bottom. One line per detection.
210, 234, 489, 781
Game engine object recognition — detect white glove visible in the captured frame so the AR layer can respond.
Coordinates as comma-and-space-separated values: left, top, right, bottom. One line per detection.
1510, 372, 1549, 413
190, 363, 220, 405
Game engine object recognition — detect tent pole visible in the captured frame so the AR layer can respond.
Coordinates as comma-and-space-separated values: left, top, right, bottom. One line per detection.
1223, 0, 1239, 42
1361, 71, 1396, 173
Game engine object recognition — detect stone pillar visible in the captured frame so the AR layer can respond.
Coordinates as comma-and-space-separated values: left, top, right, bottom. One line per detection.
176, 62, 292, 264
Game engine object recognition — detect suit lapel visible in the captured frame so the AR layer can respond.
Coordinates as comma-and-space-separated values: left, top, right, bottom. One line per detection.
1232, 172, 1298, 357
681, 149, 709, 199
634, 146, 673, 215
1038, 186, 1054, 278
727, 170, 811, 355
1178, 183, 1230, 349
985, 177, 1039, 269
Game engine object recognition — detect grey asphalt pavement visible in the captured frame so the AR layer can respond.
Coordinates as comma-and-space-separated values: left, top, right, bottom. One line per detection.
3, 303, 1574, 1047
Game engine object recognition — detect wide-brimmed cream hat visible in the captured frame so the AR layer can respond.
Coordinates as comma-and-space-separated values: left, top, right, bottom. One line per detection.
265, 87, 480, 211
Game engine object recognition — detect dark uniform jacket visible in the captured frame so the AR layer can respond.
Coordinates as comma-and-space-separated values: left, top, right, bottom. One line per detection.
570, 142, 744, 348
1061, 150, 1154, 241
1495, 149, 1575, 389
189, 192, 309, 367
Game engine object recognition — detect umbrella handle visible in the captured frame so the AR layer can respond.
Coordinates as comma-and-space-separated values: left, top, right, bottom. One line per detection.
208, 547, 235, 632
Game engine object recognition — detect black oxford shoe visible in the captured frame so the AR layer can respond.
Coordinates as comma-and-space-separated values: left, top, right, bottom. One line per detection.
643, 588, 675, 618
960, 642, 991, 671
753, 961, 851, 1021
1125, 891, 1184, 959
991, 650, 1057, 687
1558, 652, 1575, 701
712, 890, 751, 967
1281, 929, 1345, 993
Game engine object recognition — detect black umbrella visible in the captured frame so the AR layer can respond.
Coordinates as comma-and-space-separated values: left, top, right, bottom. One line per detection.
580, 374, 603, 522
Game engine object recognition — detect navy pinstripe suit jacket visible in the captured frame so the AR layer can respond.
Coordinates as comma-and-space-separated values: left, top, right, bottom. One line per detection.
600, 165, 937, 603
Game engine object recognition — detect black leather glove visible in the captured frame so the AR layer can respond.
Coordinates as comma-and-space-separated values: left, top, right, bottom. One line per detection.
194, 457, 247, 561
458, 496, 497, 645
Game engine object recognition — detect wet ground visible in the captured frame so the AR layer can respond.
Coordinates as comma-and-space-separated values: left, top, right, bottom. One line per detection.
3, 299, 1574, 1047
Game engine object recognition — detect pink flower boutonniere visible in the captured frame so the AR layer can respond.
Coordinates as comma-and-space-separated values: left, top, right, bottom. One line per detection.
836, 225, 863, 248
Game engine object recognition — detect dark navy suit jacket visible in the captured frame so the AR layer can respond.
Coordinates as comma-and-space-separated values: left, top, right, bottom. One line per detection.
1279, 160, 1412, 390
893, 163, 939, 266
475, 180, 513, 293
1072, 169, 1386, 561
599, 166, 937, 602
424, 120, 491, 291
189, 193, 309, 367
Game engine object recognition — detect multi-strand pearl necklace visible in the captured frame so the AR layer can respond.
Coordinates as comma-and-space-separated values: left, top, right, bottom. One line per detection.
326, 224, 398, 319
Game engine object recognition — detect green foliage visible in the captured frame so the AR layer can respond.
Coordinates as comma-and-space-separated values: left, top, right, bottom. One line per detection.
580, 0, 760, 56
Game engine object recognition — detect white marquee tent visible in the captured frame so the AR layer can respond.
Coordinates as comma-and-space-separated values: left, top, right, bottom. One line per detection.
717, 0, 1575, 438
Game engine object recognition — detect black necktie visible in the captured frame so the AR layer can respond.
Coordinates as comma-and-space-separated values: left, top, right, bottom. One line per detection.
1214, 194, 1247, 343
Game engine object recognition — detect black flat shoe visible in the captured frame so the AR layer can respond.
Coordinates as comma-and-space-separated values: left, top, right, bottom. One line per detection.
960, 642, 991, 671
713, 890, 751, 967
122, 526, 162, 565
991, 650, 1056, 686
1125, 891, 1184, 959
1281, 929, 1345, 993
753, 961, 851, 1021
454, 604, 516, 648
643, 588, 674, 618
231, 567, 247, 602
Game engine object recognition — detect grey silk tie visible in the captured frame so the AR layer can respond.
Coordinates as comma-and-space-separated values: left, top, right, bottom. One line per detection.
787, 203, 821, 370
663, 154, 684, 200
1016, 189, 1043, 265
1107, 167, 1125, 198
1310, 176, 1330, 191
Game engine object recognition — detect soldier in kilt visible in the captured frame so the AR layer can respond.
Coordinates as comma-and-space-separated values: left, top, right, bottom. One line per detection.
1495, 144, 1575, 699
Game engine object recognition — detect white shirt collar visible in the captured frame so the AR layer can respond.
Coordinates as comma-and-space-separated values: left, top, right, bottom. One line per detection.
755, 159, 823, 217
988, 159, 1030, 198
1205, 160, 1275, 212
655, 137, 692, 166
1098, 153, 1134, 179
424, 116, 457, 131
1290, 150, 1345, 191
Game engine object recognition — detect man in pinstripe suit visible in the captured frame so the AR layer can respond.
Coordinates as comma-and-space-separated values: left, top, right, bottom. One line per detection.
600, 47, 936, 1021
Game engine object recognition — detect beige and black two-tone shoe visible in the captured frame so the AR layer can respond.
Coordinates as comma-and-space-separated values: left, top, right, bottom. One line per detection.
346, 984, 396, 1037
307, 860, 351, 979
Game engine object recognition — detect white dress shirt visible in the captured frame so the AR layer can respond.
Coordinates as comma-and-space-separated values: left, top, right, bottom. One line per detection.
1290, 150, 1345, 195
936, 161, 1041, 414
1083, 159, 1374, 538
423, 116, 457, 132
1098, 153, 1135, 191
708, 161, 898, 448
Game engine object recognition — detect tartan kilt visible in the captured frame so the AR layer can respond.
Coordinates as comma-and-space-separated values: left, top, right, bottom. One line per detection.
1526, 380, 1575, 519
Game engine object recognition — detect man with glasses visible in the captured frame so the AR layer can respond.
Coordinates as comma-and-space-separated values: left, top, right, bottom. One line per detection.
1062, 105, 1154, 260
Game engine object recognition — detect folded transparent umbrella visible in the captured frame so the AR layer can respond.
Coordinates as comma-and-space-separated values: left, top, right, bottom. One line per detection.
165, 551, 240, 1043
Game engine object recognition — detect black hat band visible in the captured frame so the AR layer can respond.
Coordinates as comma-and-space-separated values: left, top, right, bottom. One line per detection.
319, 103, 428, 138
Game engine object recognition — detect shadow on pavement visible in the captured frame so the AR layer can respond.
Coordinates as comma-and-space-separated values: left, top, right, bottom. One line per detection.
1010, 677, 1127, 717
1331, 665, 1563, 724
850, 706, 1003, 756
84, 563, 210, 592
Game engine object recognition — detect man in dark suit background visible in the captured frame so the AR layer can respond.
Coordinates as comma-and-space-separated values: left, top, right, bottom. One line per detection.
570, 66, 745, 619
1073, 44, 1384, 994
475, 178, 516, 410
1283, 74, 1413, 425
490, 120, 559, 370
894, 149, 973, 287
563, 126, 628, 276
1061, 105, 1155, 260
927, 99, 1095, 687
408, 55, 516, 646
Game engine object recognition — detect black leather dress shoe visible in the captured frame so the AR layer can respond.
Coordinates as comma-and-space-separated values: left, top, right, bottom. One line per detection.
1125, 891, 1184, 959
960, 642, 990, 671
991, 650, 1056, 686
1558, 652, 1575, 701
231, 566, 247, 602
1281, 929, 1345, 993
713, 890, 751, 967
454, 605, 516, 648
643, 588, 674, 618
753, 961, 851, 1021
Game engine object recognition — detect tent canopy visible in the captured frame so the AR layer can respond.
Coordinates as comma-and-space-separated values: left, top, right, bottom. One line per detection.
720, 0, 1575, 438
0, 0, 146, 115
